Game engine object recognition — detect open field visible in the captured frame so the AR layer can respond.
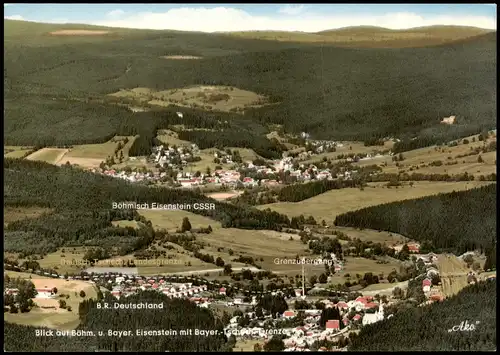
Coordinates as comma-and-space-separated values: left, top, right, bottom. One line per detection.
137, 209, 334, 276
437, 254, 470, 298
49, 30, 110, 36
109, 86, 269, 113
333, 227, 409, 246
224, 26, 493, 47
234, 339, 262, 352
4, 146, 34, 159
24, 247, 88, 274
56, 136, 137, 169
361, 280, 409, 296
156, 129, 193, 147
25, 148, 68, 164
4, 271, 97, 330
326, 257, 401, 285
161, 55, 202, 60
4, 206, 53, 226
354, 134, 497, 177
139, 209, 217, 232
111, 220, 142, 228
205, 191, 243, 200
301, 140, 394, 164
257, 181, 493, 221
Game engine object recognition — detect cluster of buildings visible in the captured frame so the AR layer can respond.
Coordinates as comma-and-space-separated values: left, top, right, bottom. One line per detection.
108, 277, 211, 307
391, 242, 422, 254
226, 295, 386, 351
100, 169, 166, 183
151, 144, 200, 167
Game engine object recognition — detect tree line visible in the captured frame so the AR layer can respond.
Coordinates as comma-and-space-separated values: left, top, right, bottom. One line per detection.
348, 280, 496, 351
334, 184, 497, 256
4, 159, 294, 255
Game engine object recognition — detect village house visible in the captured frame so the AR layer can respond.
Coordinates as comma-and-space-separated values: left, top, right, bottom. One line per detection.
35, 288, 54, 299
362, 304, 385, 326
422, 278, 432, 292
325, 320, 340, 332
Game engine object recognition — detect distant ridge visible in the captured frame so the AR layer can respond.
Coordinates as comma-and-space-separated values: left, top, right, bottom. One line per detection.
224, 25, 495, 48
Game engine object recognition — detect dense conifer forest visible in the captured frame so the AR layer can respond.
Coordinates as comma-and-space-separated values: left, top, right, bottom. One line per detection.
334, 184, 496, 256
5, 20, 496, 152
277, 179, 363, 202
4, 158, 291, 254
348, 280, 496, 351
4, 291, 228, 352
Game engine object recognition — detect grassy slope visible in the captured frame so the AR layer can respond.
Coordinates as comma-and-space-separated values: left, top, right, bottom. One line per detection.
226, 25, 493, 47
256, 181, 493, 221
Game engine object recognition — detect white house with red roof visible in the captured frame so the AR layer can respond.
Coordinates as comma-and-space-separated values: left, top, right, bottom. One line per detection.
219, 287, 226, 295
335, 301, 349, 310
422, 278, 432, 292
35, 288, 53, 299
283, 310, 296, 319
325, 320, 340, 332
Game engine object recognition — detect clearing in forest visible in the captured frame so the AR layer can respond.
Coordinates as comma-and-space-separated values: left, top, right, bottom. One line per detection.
25, 148, 68, 164
161, 55, 202, 60
109, 86, 269, 113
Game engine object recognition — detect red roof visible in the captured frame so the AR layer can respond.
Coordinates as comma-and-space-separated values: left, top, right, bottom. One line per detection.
342, 318, 349, 325
356, 297, 368, 304
326, 320, 340, 329
430, 294, 444, 301
353, 314, 361, 320
219, 287, 226, 292
243, 177, 253, 182
336, 302, 349, 309
422, 279, 432, 286
283, 311, 295, 317
365, 302, 378, 309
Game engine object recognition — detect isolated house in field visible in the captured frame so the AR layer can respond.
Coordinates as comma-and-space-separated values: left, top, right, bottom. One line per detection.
35, 288, 53, 298
407, 243, 421, 253
441, 115, 456, 125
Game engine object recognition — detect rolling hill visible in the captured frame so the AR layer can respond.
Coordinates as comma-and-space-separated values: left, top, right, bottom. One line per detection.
4, 20, 496, 153
229, 25, 493, 47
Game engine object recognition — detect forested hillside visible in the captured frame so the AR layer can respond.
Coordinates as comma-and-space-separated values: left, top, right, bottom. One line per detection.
349, 280, 496, 351
4, 291, 229, 352
4, 20, 496, 152
334, 184, 496, 255
4, 158, 291, 254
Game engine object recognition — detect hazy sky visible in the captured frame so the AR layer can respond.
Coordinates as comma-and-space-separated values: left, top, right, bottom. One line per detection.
4, 4, 497, 32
